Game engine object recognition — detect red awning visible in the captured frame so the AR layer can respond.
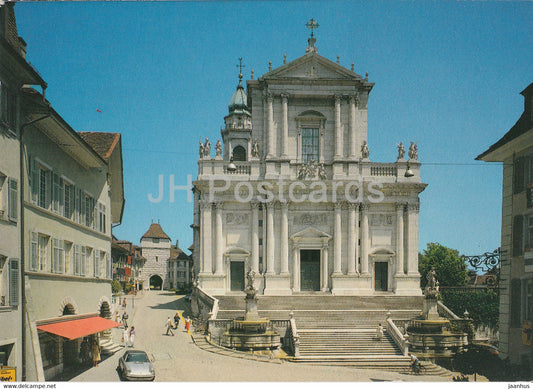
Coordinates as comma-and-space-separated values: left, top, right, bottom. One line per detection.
37, 316, 121, 340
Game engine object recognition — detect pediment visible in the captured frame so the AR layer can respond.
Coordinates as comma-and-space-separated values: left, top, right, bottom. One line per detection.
291, 227, 332, 240
263, 52, 362, 81
225, 246, 250, 256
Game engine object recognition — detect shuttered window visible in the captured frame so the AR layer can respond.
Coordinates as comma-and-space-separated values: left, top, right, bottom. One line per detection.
30, 232, 38, 271
8, 259, 19, 307
7, 178, 17, 222
513, 215, 524, 256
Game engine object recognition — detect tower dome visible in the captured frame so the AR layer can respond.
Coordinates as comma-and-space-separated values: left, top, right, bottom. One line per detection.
228, 75, 250, 116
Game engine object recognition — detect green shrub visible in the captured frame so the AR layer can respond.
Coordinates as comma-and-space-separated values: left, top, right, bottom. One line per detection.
111, 280, 122, 294
441, 288, 499, 329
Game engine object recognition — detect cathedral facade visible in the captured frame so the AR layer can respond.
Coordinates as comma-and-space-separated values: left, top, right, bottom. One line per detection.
192, 36, 426, 296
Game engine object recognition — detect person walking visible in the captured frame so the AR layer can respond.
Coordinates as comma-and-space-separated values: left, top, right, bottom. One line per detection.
129, 326, 136, 347
173, 312, 180, 329
122, 311, 128, 327
408, 352, 420, 373
376, 323, 384, 342
122, 325, 129, 346
91, 339, 101, 367
185, 316, 191, 332
165, 317, 175, 336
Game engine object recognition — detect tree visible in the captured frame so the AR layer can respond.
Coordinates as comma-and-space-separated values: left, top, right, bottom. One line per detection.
111, 280, 122, 294
419, 242, 469, 287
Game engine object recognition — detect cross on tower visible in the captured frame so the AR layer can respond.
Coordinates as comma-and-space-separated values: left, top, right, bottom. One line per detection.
236, 58, 245, 79
306, 18, 319, 38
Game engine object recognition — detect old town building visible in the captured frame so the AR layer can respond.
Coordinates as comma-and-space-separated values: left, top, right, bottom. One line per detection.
478, 82, 533, 369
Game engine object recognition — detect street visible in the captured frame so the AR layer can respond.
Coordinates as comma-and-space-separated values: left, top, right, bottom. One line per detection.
70, 291, 449, 382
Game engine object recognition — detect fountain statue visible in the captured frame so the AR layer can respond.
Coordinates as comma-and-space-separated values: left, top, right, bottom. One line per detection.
221, 270, 280, 350
406, 267, 469, 359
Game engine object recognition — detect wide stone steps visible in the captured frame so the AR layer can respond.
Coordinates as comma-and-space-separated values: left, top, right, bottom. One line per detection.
215, 295, 423, 311
298, 330, 401, 356
99, 338, 123, 355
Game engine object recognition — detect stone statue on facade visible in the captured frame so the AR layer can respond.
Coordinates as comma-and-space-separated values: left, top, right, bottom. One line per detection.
251, 139, 259, 158
298, 160, 319, 180
204, 137, 211, 158
397, 142, 405, 160
199, 140, 204, 159
318, 163, 327, 180
215, 139, 222, 158
408, 141, 418, 161
361, 141, 369, 159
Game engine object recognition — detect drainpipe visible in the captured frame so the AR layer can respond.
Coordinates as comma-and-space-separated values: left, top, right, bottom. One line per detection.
19, 87, 50, 380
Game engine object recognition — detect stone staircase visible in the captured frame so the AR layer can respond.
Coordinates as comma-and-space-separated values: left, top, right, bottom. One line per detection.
212, 294, 453, 376
99, 338, 123, 355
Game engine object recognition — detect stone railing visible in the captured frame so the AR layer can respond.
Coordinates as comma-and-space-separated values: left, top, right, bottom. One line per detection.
387, 317, 409, 356
223, 163, 251, 175
370, 164, 397, 176
191, 287, 218, 321
437, 301, 460, 319
287, 313, 300, 357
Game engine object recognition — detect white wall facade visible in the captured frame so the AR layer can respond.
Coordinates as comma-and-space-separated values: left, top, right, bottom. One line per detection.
140, 238, 171, 290
194, 47, 426, 296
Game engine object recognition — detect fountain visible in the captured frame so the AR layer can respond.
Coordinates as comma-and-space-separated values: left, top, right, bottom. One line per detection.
407, 267, 469, 358
221, 271, 281, 350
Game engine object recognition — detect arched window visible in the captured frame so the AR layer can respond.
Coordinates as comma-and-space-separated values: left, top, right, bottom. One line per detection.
233, 146, 247, 161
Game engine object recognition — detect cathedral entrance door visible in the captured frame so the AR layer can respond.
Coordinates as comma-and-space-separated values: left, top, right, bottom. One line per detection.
375, 262, 388, 291
230, 261, 245, 291
300, 250, 321, 291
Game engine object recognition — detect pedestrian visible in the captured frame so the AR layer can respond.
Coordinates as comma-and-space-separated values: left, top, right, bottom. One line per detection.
185, 316, 191, 332
376, 323, 383, 342
173, 312, 180, 329
122, 325, 129, 346
408, 352, 419, 373
91, 339, 101, 367
114, 310, 119, 322
80, 338, 90, 366
122, 311, 129, 327
165, 317, 175, 336
129, 326, 136, 347
122, 298, 127, 308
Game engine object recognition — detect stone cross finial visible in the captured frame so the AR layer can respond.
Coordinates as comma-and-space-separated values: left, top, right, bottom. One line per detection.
351, 63, 354, 72
236, 57, 245, 79
306, 18, 319, 37
283, 53, 287, 64
268, 61, 272, 72
251, 69, 254, 80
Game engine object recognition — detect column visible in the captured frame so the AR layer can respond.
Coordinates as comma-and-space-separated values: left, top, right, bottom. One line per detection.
319, 127, 324, 163
296, 127, 302, 163
395, 203, 405, 276
333, 202, 342, 274
200, 201, 213, 274
214, 202, 224, 275
292, 244, 300, 291
349, 95, 357, 158
267, 93, 274, 158
347, 202, 358, 275
266, 203, 275, 274
281, 93, 289, 158
334, 95, 342, 159
360, 203, 369, 274
280, 201, 289, 274
251, 202, 260, 273
321, 244, 329, 291
406, 203, 420, 275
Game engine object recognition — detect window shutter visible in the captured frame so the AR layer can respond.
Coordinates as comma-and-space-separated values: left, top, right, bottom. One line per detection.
9, 259, 19, 307
513, 215, 524, 256
8, 178, 17, 222
30, 157, 38, 204
30, 232, 38, 271
515, 157, 526, 194
511, 278, 522, 328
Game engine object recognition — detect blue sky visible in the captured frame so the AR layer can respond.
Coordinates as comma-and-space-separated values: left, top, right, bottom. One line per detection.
15, 1, 532, 256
